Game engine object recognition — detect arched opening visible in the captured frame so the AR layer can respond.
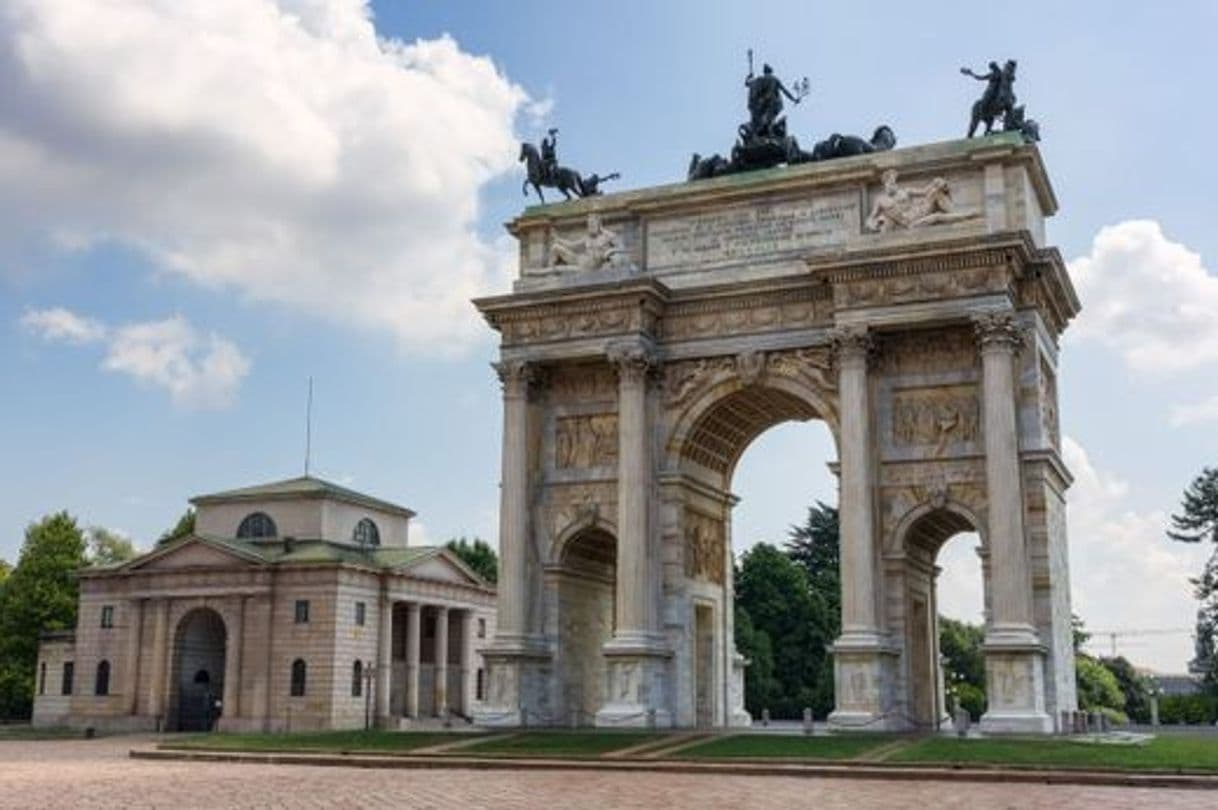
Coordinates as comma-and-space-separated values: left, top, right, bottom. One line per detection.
236, 512, 277, 539
171, 608, 227, 731
555, 527, 617, 725
898, 507, 987, 729
673, 376, 838, 726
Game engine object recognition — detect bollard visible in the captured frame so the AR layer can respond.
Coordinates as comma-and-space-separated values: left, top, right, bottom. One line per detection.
1150, 695, 1160, 727
802, 707, 813, 735
647, 708, 657, 729
1074, 710, 1086, 734
953, 708, 971, 738
1060, 710, 1072, 735
761, 708, 770, 727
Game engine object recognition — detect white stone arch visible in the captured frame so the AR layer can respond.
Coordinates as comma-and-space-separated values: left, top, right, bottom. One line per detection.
549, 511, 619, 568
891, 499, 987, 556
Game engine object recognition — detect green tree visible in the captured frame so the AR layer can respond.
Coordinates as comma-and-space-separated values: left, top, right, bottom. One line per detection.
157, 508, 196, 545
1076, 654, 1126, 719
0, 512, 87, 719
1099, 655, 1152, 724
735, 543, 835, 717
785, 502, 840, 625
87, 526, 139, 566
446, 537, 498, 584
1168, 468, 1218, 687
0, 559, 10, 588
940, 617, 987, 718
733, 604, 779, 713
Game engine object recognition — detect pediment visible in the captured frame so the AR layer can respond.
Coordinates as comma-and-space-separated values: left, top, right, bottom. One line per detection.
403, 552, 484, 586
127, 537, 261, 571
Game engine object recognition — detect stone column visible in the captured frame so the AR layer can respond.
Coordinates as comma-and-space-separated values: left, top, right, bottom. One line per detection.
405, 602, 421, 718
492, 360, 535, 646
460, 610, 475, 714
434, 607, 449, 717
828, 326, 898, 731
221, 597, 244, 727
125, 598, 143, 715
974, 312, 1052, 734
148, 599, 170, 726
376, 593, 393, 726
597, 340, 672, 728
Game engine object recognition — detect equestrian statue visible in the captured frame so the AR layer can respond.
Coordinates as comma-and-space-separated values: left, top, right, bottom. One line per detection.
520, 128, 619, 204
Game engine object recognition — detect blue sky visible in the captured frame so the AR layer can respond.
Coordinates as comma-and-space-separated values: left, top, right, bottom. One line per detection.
3, 0, 1217, 671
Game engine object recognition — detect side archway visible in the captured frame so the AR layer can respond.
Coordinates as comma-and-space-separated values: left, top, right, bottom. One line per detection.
553, 526, 617, 725
171, 608, 227, 731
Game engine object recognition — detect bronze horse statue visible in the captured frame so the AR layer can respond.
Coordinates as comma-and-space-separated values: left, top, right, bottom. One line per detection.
519, 142, 586, 204
806, 125, 896, 161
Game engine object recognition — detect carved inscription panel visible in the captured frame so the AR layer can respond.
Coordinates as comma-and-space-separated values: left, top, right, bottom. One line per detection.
555, 414, 618, 469
646, 193, 859, 269
890, 385, 980, 456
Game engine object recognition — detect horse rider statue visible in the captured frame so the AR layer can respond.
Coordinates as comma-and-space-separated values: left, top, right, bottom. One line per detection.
962, 59, 1018, 137
540, 128, 559, 185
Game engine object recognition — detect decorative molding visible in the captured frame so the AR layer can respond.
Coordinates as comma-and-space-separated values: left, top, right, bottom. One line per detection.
973, 311, 1025, 353
607, 340, 657, 385
830, 326, 874, 366
492, 360, 539, 398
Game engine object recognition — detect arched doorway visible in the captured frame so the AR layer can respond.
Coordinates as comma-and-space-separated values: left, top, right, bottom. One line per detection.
555, 527, 617, 725
172, 608, 227, 732
897, 506, 986, 729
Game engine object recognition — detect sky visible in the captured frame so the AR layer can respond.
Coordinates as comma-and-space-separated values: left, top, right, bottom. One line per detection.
2, 0, 1218, 673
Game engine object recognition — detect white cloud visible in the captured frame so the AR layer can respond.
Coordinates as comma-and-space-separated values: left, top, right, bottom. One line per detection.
1063, 436, 1209, 671
21, 307, 250, 409
1170, 395, 1218, 427
0, 0, 529, 354
1068, 220, 1218, 374
19, 307, 106, 344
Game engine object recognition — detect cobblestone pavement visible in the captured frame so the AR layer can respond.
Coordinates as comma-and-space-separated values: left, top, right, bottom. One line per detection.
0, 736, 1209, 810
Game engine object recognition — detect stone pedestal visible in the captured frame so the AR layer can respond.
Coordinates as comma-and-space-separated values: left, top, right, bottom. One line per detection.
979, 642, 1054, 734
827, 638, 902, 732
729, 653, 752, 727
472, 646, 552, 727
594, 647, 673, 728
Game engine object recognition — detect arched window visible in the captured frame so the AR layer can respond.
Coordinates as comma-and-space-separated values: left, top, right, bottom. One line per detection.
290, 658, 307, 697
351, 660, 363, 697
352, 518, 380, 547
94, 660, 110, 696
236, 512, 277, 539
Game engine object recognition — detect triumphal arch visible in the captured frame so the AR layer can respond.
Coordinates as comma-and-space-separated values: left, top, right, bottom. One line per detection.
474, 132, 1079, 733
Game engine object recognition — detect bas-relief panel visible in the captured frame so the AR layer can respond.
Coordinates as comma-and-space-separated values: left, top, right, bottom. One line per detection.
646, 192, 860, 270
547, 365, 617, 405
890, 385, 980, 457
876, 326, 979, 378
683, 510, 725, 585
987, 655, 1035, 711
660, 289, 827, 341
555, 414, 618, 469
1039, 359, 1060, 449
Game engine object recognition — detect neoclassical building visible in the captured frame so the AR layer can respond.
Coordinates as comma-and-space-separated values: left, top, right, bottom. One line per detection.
32, 476, 496, 732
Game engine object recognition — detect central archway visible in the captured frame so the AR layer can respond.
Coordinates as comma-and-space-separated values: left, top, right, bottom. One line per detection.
171, 608, 227, 732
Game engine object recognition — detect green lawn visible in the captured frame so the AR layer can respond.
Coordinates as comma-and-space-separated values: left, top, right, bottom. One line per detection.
0, 725, 85, 741
889, 736, 1218, 773
167, 730, 471, 753
675, 733, 891, 760
458, 731, 660, 757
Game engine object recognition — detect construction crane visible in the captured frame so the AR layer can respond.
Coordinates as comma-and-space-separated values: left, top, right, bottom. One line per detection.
1084, 628, 1193, 658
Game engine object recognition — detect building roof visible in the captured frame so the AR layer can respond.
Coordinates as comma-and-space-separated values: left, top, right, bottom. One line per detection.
189, 475, 416, 518
88, 533, 492, 591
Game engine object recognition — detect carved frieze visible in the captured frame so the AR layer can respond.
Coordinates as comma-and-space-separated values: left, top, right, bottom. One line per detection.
660, 288, 825, 341
890, 385, 981, 456
664, 357, 736, 407
555, 414, 618, 469
684, 510, 726, 585
875, 327, 978, 376
837, 266, 1002, 309
494, 297, 659, 346
663, 347, 836, 410
548, 365, 617, 404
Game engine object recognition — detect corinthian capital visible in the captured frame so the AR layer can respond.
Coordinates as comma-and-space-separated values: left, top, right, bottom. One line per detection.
973, 312, 1025, 353
606, 340, 657, 385
492, 359, 538, 397
830, 326, 874, 367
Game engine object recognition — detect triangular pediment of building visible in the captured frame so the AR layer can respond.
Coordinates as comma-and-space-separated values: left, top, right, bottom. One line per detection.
399, 549, 486, 587
123, 536, 264, 571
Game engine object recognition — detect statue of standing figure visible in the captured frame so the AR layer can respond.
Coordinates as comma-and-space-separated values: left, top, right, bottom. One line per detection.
744, 58, 806, 141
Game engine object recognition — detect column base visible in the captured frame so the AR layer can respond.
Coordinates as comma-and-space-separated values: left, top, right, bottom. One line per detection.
979, 710, 1056, 735
981, 638, 1054, 735
594, 641, 673, 729
827, 633, 901, 732
471, 641, 552, 728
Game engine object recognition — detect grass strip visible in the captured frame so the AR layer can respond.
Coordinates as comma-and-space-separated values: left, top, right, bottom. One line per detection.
167, 730, 472, 753
675, 733, 891, 760
888, 736, 1218, 773
457, 731, 661, 757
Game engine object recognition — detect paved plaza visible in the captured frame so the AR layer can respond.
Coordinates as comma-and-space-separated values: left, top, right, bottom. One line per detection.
0, 736, 1208, 810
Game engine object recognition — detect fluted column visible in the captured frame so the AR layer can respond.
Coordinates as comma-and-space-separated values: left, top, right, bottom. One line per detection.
608, 340, 658, 647
405, 602, 421, 717
492, 361, 536, 646
376, 593, 393, 724
974, 313, 1036, 640
832, 326, 881, 640
434, 607, 450, 716
222, 597, 244, 722
125, 599, 143, 715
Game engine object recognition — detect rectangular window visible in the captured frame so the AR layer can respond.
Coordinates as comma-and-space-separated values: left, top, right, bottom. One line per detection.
61, 661, 74, 696
477, 618, 486, 639
294, 600, 310, 624
476, 668, 485, 701
100, 605, 114, 629
354, 601, 366, 627
38, 662, 46, 696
